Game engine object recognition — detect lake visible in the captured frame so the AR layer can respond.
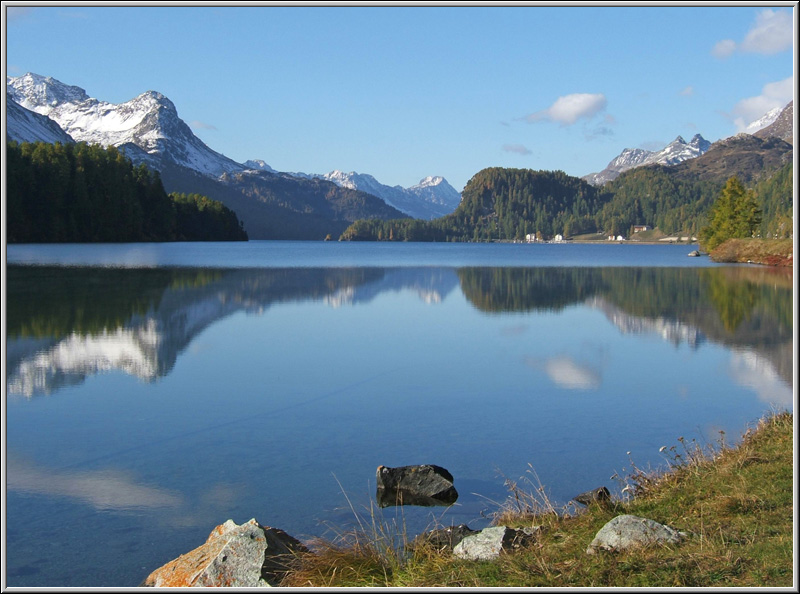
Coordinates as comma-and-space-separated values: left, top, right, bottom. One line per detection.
5, 241, 794, 586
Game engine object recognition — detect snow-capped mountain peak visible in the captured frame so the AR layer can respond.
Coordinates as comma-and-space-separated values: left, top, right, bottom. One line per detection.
411, 175, 445, 189
243, 159, 276, 173
7, 72, 90, 111
582, 133, 711, 185
7, 73, 244, 178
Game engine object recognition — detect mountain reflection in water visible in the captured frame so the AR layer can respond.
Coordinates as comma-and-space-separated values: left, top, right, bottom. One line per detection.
6, 265, 792, 397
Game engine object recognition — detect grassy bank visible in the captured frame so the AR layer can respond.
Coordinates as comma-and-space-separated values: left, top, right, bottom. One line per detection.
710, 238, 794, 267
282, 412, 794, 587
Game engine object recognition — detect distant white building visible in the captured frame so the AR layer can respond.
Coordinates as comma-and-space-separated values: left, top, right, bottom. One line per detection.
633, 225, 651, 233
554, 234, 564, 243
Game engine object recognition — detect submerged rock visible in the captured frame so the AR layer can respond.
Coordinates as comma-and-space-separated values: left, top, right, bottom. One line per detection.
586, 514, 686, 555
375, 464, 458, 507
453, 525, 541, 561
141, 518, 307, 587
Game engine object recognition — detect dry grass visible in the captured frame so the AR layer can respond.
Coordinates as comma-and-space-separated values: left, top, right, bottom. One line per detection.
710, 238, 793, 266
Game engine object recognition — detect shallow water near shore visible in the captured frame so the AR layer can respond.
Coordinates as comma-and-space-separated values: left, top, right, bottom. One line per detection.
5, 241, 793, 586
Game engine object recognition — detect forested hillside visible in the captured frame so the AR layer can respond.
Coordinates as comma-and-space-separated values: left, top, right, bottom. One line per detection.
340, 135, 793, 242
7, 141, 247, 243
341, 169, 611, 241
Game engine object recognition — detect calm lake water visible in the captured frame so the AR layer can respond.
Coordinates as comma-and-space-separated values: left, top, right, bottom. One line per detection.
5, 241, 794, 587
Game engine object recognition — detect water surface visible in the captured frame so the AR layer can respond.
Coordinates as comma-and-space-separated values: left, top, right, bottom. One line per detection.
5, 242, 793, 586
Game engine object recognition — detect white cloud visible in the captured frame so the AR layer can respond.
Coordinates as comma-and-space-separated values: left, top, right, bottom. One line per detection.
502, 143, 532, 155
712, 39, 736, 59
679, 86, 694, 96
526, 93, 608, 126
712, 9, 792, 58
731, 77, 793, 131
741, 9, 793, 54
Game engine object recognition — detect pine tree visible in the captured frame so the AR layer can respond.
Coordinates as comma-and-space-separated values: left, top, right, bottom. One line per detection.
699, 176, 763, 252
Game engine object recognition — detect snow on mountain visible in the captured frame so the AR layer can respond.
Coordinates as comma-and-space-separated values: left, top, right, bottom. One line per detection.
754, 101, 793, 144
7, 72, 245, 178
744, 106, 782, 134
243, 159, 277, 173
6, 93, 74, 145
7, 72, 460, 221
583, 133, 710, 186
284, 169, 461, 219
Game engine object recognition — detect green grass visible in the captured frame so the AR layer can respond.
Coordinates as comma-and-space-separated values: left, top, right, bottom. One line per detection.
281, 412, 794, 587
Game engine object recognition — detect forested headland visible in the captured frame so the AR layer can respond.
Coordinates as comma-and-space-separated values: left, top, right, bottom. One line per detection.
340, 160, 793, 243
6, 141, 248, 243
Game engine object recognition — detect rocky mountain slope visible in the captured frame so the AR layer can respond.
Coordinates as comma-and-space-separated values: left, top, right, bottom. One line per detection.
754, 101, 793, 144
6, 93, 74, 145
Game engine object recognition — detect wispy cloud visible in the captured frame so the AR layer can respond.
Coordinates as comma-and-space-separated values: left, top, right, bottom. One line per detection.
712, 39, 736, 59
730, 76, 793, 131
712, 9, 792, 58
190, 120, 217, 130
525, 93, 608, 126
502, 143, 532, 155
679, 86, 694, 96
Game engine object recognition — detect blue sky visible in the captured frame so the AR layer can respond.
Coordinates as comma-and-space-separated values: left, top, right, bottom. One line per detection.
5, 4, 795, 191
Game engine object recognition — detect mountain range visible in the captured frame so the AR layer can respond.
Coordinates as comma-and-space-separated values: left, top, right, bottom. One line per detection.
582, 100, 792, 187
5, 72, 792, 239
582, 133, 712, 186
5, 73, 457, 237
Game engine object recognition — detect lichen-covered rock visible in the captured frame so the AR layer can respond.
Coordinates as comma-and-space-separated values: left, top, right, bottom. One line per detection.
376, 464, 458, 507
452, 525, 540, 561
586, 514, 686, 555
141, 518, 307, 587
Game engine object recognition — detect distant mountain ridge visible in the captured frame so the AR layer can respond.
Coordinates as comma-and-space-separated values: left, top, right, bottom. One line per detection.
6, 72, 457, 224
583, 133, 711, 186
5, 73, 434, 237
287, 169, 461, 220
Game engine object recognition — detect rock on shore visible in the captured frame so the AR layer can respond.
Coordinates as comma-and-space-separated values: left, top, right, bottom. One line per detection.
141, 518, 307, 587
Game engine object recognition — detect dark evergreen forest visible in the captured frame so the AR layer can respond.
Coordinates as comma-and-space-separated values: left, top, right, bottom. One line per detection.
6, 141, 248, 243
